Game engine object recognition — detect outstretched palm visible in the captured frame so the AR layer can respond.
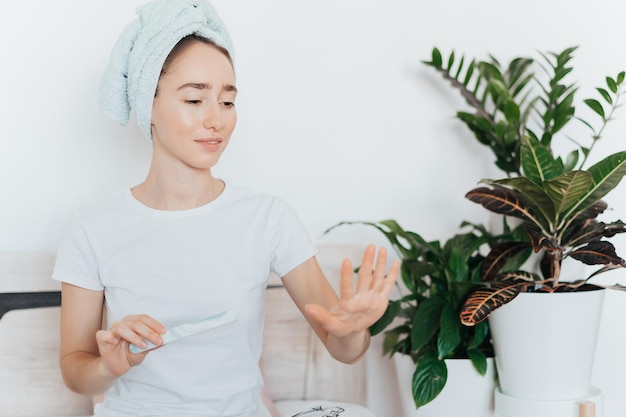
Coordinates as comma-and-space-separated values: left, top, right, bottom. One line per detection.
306, 245, 399, 338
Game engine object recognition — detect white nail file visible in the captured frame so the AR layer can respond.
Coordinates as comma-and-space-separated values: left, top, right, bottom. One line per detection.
129, 309, 242, 354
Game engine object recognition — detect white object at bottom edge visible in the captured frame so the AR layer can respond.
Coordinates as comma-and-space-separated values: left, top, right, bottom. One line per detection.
494, 386, 603, 417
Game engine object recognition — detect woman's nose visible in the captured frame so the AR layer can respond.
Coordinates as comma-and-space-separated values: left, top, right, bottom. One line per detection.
202, 103, 223, 130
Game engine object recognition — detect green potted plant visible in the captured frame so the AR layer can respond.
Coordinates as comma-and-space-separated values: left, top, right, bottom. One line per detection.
326, 220, 506, 415
424, 45, 626, 410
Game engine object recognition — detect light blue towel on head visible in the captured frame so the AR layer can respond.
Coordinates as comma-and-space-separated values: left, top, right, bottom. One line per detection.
98, 0, 235, 140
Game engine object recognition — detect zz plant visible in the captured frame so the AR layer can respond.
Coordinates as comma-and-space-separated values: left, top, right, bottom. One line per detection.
424, 46, 626, 325
326, 220, 506, 407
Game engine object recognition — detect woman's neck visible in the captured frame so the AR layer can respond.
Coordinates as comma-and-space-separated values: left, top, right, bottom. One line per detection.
131, 167, 225, 211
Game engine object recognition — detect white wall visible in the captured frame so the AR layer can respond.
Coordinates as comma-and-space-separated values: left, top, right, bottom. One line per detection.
2, 1, 626, 415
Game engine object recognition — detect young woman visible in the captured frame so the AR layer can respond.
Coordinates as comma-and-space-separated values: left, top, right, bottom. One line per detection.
52, 1, 399, 416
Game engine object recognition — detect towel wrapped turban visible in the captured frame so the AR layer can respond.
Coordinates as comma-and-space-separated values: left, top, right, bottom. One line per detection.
98, 0, 235, 139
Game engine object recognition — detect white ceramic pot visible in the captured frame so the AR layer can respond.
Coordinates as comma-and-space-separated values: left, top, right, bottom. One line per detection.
488, 289, 605, 401
394, 355, 497, 417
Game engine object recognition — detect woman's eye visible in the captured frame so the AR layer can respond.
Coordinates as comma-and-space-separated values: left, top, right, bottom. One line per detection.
222, 101, 235, 108
185, 99, 202, 105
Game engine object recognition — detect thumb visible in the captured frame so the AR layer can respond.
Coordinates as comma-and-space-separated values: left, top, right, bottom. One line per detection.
305, 303, 331, 325
96, 329, 120, 346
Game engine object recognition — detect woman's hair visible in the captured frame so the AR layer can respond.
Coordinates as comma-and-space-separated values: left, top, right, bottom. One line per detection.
155, 34, 233, 96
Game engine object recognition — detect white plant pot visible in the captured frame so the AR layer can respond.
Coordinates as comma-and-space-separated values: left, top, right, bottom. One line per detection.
394, 355, 497, 417
488, 289, 605, 401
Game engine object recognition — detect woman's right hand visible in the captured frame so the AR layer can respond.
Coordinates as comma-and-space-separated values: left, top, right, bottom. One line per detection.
95, 314, 166, 377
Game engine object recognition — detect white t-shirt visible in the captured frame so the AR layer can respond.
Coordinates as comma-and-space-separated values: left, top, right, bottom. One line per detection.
52, 182, 317, 417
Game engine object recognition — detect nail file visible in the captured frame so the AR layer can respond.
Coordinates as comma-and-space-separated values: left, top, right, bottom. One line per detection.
129, 309, 242, 354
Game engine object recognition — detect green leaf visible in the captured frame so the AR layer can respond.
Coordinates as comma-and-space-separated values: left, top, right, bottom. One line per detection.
446, 50, 455, 71
454, 55, 466, 79
431, 47, 443, 68
607, 76, 618, 93
511, 73, 534, 99
370, 300, 401, 336
503, 100, 521, 124
520, 135, 562, 184
617, 71, 625, 85
468, 321, 489, 349
447, 247, 468, 282
507, 57, 534, 91
584, 98, 605, 118
437, 304, 462, 358
563, 151, 626, 223
411, 298, 444, 352
463, 60, 476, 87
467, 348, 488, 376
596, 87, 613, 104
412, 351, 448, 407
328, 220, 432, 260
551, 91, 576, 134
564, 150, 579, 171
543, 171, 593, 217
382, 327, 403, 355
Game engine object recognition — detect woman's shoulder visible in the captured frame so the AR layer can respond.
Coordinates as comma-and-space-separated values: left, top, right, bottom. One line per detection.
223, 182, 296, 215
70, 190, 133, 223
224, 182, 280, 204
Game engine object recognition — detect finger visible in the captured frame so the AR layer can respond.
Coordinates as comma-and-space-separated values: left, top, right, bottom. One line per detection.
111, 317, 164, 349
138, 314, 167, 335
134, 315, 167, 346
110, 325, 149, 350
119, 315, 166, 348
381, 259, 400, 296
339, 258, 355, 301
356, 244, 376, 293
370, 247, 388, 291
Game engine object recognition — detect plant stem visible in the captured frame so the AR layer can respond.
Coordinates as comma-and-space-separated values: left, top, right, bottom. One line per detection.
432, 66, 494, 123
579, 85, 623, 169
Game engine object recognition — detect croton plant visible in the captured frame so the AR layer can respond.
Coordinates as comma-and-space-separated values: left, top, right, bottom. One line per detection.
424, 46, 626, 325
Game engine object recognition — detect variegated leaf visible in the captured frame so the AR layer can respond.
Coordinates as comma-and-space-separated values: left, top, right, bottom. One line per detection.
492, 176, 555, 227
543, 171, 593, 216
524, 223, 559, 253
480, 241, 531, 281
460, 282, 521, 326
569, 241, 626, 266
563, 151, 626, 223
465, 186, 536, 224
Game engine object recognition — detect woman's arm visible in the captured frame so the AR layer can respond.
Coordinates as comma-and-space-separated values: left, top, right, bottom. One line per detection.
59, 283, 166, 395
261, 382, 280, 417
281, 245, 399, 364
59, 283, 116, 394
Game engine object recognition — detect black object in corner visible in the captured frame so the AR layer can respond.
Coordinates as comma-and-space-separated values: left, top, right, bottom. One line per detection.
0, 291, 61, 320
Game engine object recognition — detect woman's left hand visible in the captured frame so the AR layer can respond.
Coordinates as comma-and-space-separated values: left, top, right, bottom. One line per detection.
304, 245, 399, 338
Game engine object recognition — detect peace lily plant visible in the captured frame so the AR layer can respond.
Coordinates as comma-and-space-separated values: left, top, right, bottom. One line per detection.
325, 220, 508, 408
423, 46, 626, 324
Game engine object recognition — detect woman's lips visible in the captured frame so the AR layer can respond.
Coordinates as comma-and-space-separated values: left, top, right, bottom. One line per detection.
194, 138, 222, 151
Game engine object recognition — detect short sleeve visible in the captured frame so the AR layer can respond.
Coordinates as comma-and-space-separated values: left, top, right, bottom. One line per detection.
268, 198, 317, 278
51, 213, 104, 291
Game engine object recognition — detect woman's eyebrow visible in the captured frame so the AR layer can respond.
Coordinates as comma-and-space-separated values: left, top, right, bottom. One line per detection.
222, 84, 238, 93
177, 82, 238, 93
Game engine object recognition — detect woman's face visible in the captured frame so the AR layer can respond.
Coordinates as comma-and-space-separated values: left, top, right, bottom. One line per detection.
150, 41, 237, 171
